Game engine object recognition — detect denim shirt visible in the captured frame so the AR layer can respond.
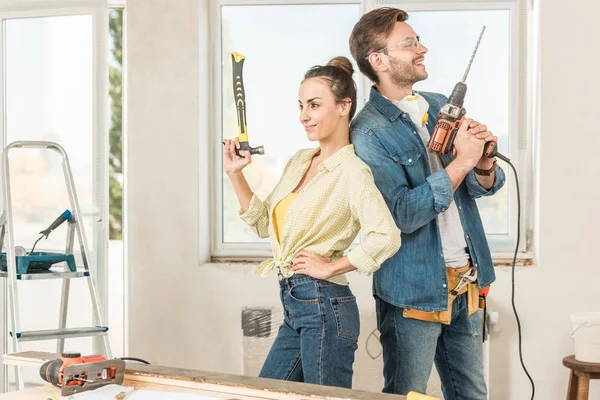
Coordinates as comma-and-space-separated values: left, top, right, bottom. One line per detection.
350, 87, 505, 311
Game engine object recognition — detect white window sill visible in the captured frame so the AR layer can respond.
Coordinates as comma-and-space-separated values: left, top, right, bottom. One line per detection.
211, 252, 535, 267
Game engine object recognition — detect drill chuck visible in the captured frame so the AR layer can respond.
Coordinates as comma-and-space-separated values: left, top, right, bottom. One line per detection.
448, 81, 467, 107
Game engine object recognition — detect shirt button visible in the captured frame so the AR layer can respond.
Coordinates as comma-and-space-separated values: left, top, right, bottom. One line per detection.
413, 130, 417, 135
466, 235, 469, 239
475, 263, 478, 267
458, 206, 462, 210
408, 158, 413, 164
441, 208, 446, 212
442, 284, 447, 288
441, 253, 444, 257
402, 113, 407, 118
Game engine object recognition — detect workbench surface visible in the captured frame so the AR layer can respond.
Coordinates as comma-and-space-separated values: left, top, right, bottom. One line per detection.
1, 362, 407, 399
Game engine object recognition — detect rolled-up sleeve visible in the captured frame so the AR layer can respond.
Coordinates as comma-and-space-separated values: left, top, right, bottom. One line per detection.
427, 169, 454, 212
238, 194, 270, 238
465, 163, 506, 199
347, 166, 401, 276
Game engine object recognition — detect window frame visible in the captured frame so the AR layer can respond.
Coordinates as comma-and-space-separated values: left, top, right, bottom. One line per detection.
0, 3, 109, 291
0, 0, 111, 390
208, 0, 535, 263
374, 1, 533, 261
108, 0, 128, 361
208, 0, 367, 259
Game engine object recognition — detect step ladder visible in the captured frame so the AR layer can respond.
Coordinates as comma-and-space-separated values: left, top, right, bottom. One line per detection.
0, 141, 111, 391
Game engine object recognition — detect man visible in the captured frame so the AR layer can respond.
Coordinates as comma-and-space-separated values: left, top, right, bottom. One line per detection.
349, 7, 505, 399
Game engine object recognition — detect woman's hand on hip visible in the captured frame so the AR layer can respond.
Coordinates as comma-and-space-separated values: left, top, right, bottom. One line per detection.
292, 251, 333, 280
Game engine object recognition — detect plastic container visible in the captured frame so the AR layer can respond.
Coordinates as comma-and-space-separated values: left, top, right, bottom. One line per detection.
1, 252, 76, 274
571, 312, 600, 363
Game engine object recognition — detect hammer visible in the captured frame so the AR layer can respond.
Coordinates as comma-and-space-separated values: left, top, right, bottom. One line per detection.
228, 52, 264, 156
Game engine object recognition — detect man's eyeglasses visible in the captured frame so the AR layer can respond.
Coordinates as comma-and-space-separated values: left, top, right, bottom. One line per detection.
365, 36, 421, 60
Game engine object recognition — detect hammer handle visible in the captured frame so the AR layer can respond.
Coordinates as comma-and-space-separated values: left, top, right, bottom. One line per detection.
232, 52, 249, 143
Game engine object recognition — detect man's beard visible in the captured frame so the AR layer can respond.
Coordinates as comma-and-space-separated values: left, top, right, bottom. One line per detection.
389, 56, 427, 88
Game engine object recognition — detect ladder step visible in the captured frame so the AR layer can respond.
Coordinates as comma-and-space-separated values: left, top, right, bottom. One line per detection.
11, 326, 108, 342
0, 270, 89, 280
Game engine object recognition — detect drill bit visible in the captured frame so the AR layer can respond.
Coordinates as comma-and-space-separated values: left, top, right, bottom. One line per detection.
461, 25, 486, 83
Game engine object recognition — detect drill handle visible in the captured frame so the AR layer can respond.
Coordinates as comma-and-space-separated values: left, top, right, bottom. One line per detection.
485, 141, 511, 163
483, 141, 497, 158
428, 108, 466, 156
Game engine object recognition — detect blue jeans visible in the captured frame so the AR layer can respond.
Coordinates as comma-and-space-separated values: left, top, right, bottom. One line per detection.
376, 293, 487, 399
259, 273, 359, 388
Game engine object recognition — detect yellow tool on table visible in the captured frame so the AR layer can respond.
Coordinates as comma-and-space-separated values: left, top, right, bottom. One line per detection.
407, 392, 439, 400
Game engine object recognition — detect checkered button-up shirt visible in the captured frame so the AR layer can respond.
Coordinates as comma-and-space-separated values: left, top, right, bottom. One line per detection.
239, 144, 401, 285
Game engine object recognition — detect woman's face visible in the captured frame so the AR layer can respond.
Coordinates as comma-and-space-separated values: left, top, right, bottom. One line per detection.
298, 78, 347, 142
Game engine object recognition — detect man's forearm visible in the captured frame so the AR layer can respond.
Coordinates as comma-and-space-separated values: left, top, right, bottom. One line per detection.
446, 159, 474, 192
474, 158, 497, 190
475, 170, 496, 190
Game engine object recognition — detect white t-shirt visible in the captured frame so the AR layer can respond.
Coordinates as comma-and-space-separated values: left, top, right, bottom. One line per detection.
390, 93, 470, 268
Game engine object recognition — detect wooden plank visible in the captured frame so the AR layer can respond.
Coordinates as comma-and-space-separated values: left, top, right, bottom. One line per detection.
0, 380, 286, 400
0, 377, 408, 400
2, 351, 55, 367
1, 352, 408, 400
125, 364, 404, 400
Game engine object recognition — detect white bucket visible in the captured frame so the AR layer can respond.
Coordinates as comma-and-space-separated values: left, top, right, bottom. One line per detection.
571, 312, 600, 363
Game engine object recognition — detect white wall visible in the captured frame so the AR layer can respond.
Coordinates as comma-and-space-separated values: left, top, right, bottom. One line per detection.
127, 0, 600, 398
485, 0, 600, 397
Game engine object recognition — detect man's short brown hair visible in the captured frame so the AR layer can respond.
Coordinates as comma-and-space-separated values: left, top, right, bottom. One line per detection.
349, 8, 408, 84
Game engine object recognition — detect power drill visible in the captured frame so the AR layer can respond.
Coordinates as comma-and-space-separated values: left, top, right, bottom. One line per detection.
427, 26, 508, 163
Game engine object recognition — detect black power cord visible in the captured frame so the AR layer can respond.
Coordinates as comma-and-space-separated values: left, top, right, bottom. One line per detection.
360, 155, 535, 398
502, 157, 535, 399
119, 357, 150, 364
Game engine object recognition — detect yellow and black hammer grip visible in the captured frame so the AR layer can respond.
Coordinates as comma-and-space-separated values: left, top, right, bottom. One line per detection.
231, 52, 264, 156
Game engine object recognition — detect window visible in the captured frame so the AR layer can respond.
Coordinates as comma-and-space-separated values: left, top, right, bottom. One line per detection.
108, 2, 126, 362
378, 0, 531, 256
109, 8, 124, 241
213, 1, 362, 257
5, 14, 96, 250
212, 0, 533, 260
0, 1, 111, 390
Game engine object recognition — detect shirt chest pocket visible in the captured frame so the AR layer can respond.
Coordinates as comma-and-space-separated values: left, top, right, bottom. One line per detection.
391, 147, 427, 185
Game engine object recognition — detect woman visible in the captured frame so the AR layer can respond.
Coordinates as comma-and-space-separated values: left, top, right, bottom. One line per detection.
223, 56, 400, 388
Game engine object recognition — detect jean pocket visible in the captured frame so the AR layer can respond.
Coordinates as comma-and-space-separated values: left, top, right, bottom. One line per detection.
288, 281, 319, 304
330, 296, 360, 342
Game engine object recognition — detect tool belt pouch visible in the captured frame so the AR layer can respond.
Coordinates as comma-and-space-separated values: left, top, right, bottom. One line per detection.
467, 282, 479, 315
404, 265, 479, 325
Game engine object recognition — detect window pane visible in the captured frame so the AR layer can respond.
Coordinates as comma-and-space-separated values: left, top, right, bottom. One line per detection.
5, 15, 94, 251
221, 5, 360, 243
109, 9, 124, 240
409, 10, 511, 239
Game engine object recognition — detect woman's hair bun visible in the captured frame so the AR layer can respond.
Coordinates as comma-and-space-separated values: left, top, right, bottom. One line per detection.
326, 56, 354, 76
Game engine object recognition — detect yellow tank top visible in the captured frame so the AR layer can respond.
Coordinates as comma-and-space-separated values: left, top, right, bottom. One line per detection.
272, 192, 298, 243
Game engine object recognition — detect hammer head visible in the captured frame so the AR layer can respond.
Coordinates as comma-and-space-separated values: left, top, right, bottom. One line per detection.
237, 141, 264, 156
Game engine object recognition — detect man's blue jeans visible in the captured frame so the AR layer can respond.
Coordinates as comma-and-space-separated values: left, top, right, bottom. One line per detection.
376, 293, 487, 399
259, 273, 359, 388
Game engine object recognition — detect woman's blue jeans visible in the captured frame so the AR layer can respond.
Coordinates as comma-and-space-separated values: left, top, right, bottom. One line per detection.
259, 273, 360, 388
